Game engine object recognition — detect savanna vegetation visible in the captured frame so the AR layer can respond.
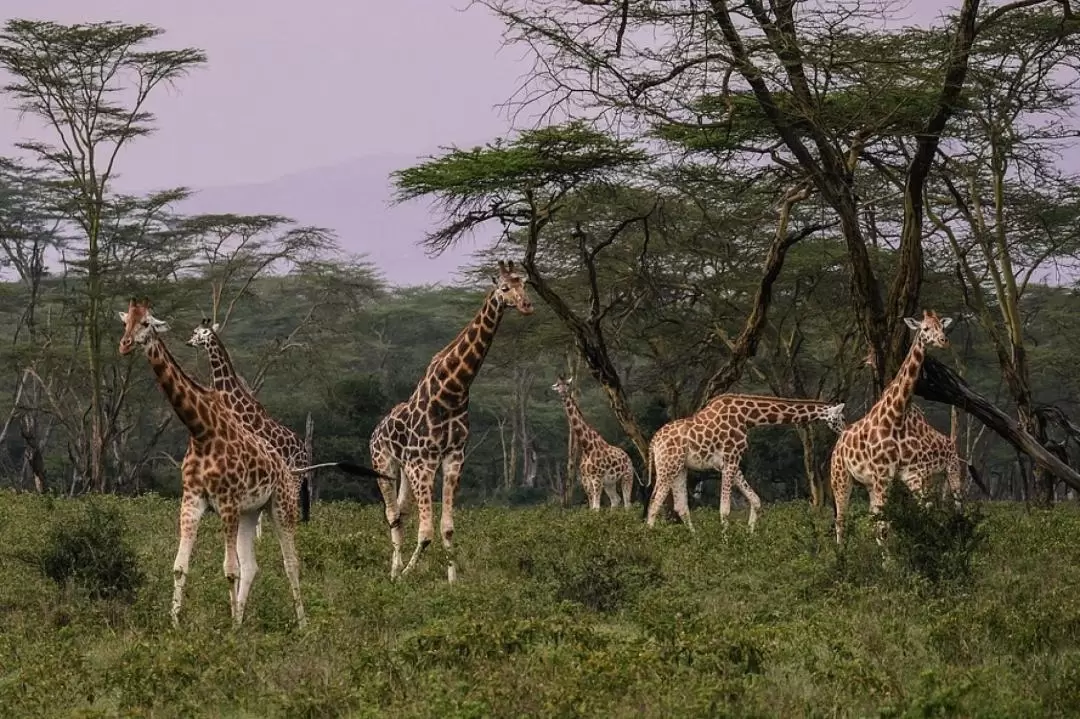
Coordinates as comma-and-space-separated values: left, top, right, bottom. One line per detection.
3, 0, 1080, 716
4, 494, 1080, 717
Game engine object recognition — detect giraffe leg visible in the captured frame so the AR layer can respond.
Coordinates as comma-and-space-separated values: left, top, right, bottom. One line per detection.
255, 511, 264, 541
728, 464, 762, 532
603, 479, 620, 509
399, 461, 438, 579
671, 469, 694, 532
718, 463, 734, 530
621, 468, 633, 509
390, 472, 414, 578
585, 476, 602, 511
947, 456, 964, 508
233, 510, 260, 626
829, 447, 853, 546
645, 462, 673, 527
219, 508, 241, 623
373, 454, 405, 579
171, 488, 208, 628
868, 481, 889, 547
439, 450, 465, 583
269, 489, 307, 628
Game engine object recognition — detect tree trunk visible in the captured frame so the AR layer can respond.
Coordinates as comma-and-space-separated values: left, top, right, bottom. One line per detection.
20, 419, 46, 494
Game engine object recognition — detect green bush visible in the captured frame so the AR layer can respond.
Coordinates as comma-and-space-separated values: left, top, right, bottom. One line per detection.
37, 503, 145, 602
511, 521, 665, 612
881, 478, 987, 585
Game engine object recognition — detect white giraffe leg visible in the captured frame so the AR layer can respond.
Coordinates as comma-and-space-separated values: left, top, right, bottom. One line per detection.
603, 479, 620, 508
584, 475, 602, 510
220, 509, 241, 623
671, 469, 694, 532
728, 465, 762, 532
233, 511, 260, 625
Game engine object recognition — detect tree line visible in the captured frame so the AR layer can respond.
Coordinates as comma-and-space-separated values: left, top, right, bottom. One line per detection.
2, 6, 1080, 509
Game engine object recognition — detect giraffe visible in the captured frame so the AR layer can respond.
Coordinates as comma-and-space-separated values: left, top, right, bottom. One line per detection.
118, 298, 309, 628
859, 348, 969, 505
186, 319, 312, 540
369, 260, 534, 582
551, 375, 640, 510
645, 394, 847, 532
829, 310, 953, 545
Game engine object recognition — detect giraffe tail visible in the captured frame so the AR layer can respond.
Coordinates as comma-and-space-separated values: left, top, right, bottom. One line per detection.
290, 461, 396, 482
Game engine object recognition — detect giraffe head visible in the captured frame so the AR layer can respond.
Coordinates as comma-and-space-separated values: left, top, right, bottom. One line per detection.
902, 310, 953, 349
185, 318, 221, 349
822, 403, 847, 434
551, 375, 572, 397
491, 260, 534, 315
118, 297, 170, 355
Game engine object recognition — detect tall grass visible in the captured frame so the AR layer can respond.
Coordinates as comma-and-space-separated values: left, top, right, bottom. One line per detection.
2, 489, 1079, 717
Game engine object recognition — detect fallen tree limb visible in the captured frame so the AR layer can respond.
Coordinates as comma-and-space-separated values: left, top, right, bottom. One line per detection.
916, 355, 1080, 492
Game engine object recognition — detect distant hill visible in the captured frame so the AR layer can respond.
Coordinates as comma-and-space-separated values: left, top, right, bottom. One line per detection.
177, 153, 498, 286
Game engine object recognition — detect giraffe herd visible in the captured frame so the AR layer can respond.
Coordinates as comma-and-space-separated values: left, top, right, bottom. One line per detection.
118, 260, 967, 628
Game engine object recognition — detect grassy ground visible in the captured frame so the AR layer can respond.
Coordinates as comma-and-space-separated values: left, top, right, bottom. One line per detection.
2, 490, 1080, 718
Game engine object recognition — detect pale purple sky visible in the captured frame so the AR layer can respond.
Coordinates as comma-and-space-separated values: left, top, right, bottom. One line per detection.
0, 0, 528, 191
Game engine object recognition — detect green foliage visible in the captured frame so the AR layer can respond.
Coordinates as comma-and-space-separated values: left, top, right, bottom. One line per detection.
36, 502, 145, 602
882, 478, 988, 586
654, 83, 969, 153
393, 120, 647, 203
2, 494, 1078, 717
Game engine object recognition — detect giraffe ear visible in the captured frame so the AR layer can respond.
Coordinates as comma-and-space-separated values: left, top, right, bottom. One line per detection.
941, 317, 954, 330
118, 311, 129, 323
491, 275, 499, 286
150, 318, 170, 333
903, 317, 920, 331
211, 322, 220, 333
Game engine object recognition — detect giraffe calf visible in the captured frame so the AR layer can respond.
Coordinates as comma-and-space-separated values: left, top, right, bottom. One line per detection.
552, 376, 640, 510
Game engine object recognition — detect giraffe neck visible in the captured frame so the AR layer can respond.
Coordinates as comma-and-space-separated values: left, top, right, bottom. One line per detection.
421, 289, 504, 404
734, 397, 839, 426
562, 394, 602, 450
145, 335, 213, 439
872, 337, 926, 427
205, 334, 249, 396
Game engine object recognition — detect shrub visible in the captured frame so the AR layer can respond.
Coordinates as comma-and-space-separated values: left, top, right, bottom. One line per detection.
881, 478, 987, 585
37, 503, 145, 602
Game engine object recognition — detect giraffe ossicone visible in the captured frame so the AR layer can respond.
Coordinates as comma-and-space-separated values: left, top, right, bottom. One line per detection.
119, 298, 307, 629
369, 260, 534, 583
552, 374, 637, 510
645, 393, 847, 532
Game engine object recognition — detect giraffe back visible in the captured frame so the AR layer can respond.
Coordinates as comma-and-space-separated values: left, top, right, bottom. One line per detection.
217, 389, 310, 468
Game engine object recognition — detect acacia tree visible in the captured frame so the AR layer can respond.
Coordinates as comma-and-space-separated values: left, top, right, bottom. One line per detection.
474, 0, 1080, 491
0, 20, 207, 491
923, 9, 1080, 505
